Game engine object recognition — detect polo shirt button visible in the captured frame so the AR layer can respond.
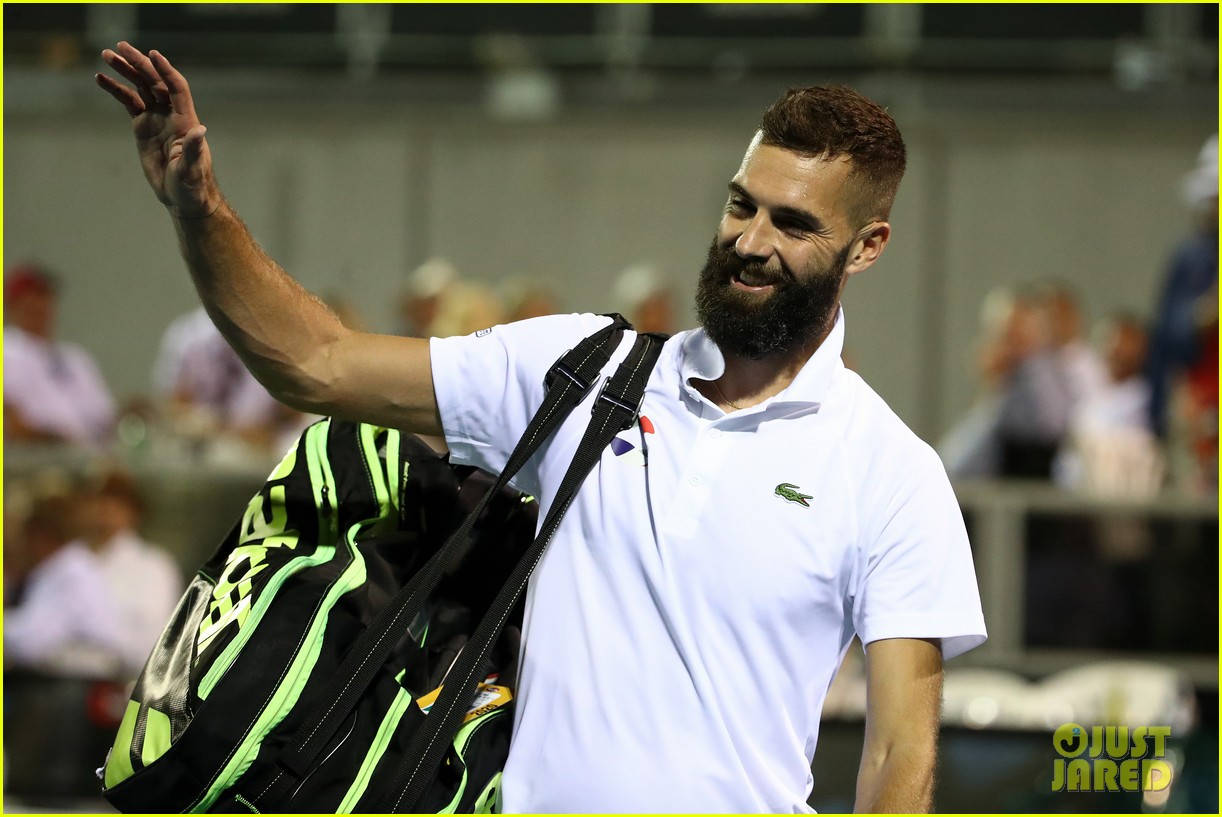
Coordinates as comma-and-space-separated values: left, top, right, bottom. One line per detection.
688, 474, 702, 487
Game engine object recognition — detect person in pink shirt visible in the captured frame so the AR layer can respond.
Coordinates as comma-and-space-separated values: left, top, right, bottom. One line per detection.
3, 264, 116, 445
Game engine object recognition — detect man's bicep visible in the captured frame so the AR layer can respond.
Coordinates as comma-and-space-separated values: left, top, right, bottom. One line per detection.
313, 330, 444, 435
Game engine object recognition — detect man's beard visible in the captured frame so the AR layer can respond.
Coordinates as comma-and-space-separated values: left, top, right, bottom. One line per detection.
694, 238, 850, 360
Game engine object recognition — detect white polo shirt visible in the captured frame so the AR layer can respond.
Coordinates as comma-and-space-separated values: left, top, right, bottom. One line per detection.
430, 310, 986, 813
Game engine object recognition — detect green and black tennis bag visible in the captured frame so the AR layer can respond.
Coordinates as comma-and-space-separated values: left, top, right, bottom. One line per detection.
99, 317, 663, 812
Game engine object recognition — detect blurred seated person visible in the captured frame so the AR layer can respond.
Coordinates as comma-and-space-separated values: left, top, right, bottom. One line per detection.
1040, 282, 1105, 409
1055, 314, 1164, 495
427, 279, 505, 339
152, 307, 312, 453
501, 277, 562, 322
940, 288, 1073, 479
3, 263, 116, 446
993, 288, 1074, 478
938, 288, 1013, 478
396, 257, 458, 337
612, 262, 677, 335
4, 494, 127, 677
77, 469, 184, 672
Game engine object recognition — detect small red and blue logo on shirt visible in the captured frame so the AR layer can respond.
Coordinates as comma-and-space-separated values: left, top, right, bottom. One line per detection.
609, 415, 654, 466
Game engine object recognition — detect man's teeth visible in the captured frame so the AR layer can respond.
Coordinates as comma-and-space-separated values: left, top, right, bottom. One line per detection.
737, 270, 773, 286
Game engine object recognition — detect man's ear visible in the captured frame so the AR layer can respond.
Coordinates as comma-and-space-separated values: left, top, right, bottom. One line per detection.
844, 221, 891, 278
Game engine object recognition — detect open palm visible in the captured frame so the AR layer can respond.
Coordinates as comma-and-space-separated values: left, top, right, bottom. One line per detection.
95, 42, 218, 218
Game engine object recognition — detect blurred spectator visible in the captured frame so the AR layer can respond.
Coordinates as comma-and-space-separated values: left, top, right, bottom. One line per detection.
612, 262, 677, 334
4, 494, 127, 677
428, 280, 505, 338
1173, 281, 1218, 491
501, 277, 561, 322
76, 469, 184, 672
152, 306, 249, 418
396, 257, 457, 336
1055, 314, 1164, 495
993, 289, 1075, 478
3, 263, 116, 445
1148, 134, 1218, 443
942, 287, 1075, 479
1040, 282, 1105, 409
152, 307, 311, 454
939, 288, 1015, 478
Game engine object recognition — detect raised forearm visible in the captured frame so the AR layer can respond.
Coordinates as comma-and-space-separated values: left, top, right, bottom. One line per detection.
172, 201, 347, 413
100, 44, 441, 434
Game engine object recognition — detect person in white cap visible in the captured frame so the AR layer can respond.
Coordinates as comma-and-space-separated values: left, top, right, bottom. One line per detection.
612, 262, 678, 334
97, 44, 986, 812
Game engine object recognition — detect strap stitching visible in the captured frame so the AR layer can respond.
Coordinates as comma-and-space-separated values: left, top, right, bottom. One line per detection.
393, 337, 652, 811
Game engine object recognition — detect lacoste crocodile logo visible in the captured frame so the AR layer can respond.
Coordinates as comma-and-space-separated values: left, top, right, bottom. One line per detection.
774, 482, 813, 507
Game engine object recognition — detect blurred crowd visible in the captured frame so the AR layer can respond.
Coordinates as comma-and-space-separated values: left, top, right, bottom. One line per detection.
939, 135, 1218, 498
4, 468, 182, 680
2, 254, 678, 682
3, 255, 679, 455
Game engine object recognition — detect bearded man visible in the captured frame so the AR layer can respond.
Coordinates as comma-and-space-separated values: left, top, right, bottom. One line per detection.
98, 43, 986, 813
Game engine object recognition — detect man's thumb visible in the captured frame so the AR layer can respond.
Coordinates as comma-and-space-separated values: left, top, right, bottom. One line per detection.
183, 125, 208, 164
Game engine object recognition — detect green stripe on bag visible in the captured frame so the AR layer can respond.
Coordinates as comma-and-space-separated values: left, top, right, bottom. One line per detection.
103, 700, 140, 789
141, 706, 172, 767
338, 671, 414, 812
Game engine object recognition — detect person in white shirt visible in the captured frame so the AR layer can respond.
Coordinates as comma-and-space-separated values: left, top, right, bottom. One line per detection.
77, 470, 185, 674
1055, 314, 1163, 495
1042, 283, 1106, 411
152, 307, 286, 435
98, 44, 987, 812
4, 494, 128, 677
3, 264, 116, 445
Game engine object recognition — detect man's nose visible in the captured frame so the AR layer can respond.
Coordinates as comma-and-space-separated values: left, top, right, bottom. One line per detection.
733, 213, 775, 261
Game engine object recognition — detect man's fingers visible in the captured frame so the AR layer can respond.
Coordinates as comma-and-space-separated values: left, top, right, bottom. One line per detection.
148, 50, 198, 120
101, 48, 161, 108
94, 72, 146, 117
114, 41, 170, 105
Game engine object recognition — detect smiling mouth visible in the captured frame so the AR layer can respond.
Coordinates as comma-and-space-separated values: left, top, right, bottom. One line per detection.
732, 270, 781, 291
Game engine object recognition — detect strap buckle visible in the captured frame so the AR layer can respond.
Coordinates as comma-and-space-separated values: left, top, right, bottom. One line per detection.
596, 377, 644, 431
545, 359, 595, 399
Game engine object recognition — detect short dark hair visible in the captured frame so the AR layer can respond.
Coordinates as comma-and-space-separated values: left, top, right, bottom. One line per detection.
759, 86, 907, 225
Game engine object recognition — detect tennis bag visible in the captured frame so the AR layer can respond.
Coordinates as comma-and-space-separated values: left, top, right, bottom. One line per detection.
99, 317, 663, 812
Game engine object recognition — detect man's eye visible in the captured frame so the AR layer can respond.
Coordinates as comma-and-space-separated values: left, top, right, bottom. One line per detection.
727, 198, 753, 214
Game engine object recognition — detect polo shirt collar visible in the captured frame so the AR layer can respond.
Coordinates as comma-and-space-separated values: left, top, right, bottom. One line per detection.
678, 307, 846, 417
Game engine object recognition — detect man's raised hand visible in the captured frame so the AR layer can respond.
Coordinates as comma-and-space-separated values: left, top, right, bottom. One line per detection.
95, 43, 220, 219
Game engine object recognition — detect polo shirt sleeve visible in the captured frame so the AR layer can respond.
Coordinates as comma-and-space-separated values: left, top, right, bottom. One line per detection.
852, 443, 987, 660
429, 313, 614, 496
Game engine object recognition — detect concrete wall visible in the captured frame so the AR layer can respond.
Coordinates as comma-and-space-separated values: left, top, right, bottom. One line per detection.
4, 78, 1214, 439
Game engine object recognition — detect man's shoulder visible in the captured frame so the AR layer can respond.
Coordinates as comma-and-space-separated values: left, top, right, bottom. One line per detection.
462, 312, 617, 350
835, 368, 946, 482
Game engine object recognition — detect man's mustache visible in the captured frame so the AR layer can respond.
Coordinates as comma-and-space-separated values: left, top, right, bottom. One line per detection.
710, 246, 792, 285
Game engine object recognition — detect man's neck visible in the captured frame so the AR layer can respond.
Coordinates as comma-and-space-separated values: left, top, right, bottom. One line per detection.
696, 316, 837, 411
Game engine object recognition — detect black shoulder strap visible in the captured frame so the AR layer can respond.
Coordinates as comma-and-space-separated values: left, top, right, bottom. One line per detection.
272, 315, 632, 788
385, 330, 666, 812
